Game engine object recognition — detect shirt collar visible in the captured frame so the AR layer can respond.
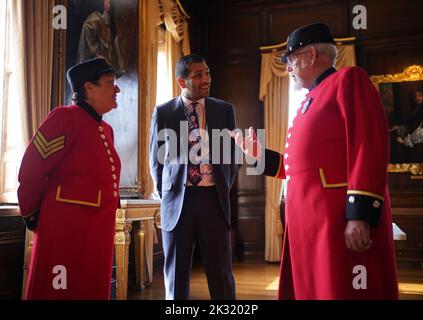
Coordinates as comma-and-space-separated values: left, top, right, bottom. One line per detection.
309, 67, 337, 91
181, 96, 205, 109
77, 101, 102, 123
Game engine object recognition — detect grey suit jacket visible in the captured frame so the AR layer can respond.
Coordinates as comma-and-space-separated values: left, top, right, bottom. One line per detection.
149, 96, 238, 231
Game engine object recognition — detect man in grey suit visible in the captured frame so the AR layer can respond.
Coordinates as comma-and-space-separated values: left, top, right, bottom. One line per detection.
149, 54, 237, 300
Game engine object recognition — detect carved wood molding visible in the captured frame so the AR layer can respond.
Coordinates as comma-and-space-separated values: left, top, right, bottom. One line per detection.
388, 163, 423, 176
370, 65, 423, 84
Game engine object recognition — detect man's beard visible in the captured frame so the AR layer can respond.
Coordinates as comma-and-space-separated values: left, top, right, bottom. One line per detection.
293, 77, 303, 91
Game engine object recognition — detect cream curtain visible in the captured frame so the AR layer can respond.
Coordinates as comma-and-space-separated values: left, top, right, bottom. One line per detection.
160, 0, 191, 97
0, 0, 29, 202
24, 0, 55, 136
142, 0, 189, 192
140, 0, 161, 199
138, 0, 162, 284
9, 0, 28, 139
259, 53, 289, 262
260, 39, 357, 262
165, 31, 182, 97
0, 2, 8, 149
139, 0, 190, 283
17, 0, 55, 297
335, 42, 356, 68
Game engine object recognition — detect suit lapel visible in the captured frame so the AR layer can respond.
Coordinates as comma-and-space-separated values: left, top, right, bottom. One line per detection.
172, 97, 188, 163
173, 96, 186, 124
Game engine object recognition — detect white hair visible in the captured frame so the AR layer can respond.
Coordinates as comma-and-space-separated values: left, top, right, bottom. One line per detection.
309, 43, 338, 66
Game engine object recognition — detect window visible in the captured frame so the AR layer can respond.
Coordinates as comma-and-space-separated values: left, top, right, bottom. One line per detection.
282, 78, 307, 199
155, 27, 173, 105
0, 0, 26, 203
287, 78, 307, 128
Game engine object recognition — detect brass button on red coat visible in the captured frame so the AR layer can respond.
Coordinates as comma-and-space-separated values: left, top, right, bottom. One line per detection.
111, 165, 116, 172
100, 134, 106, 140
98, 126, 104, 132
112, 174, 117, 180
107, 150, 112, 155
113, 183, 118, 189
373, 200, 380, 208
109, 157, 114, 163
104, 141, 109, 148
113, 191, 118, 197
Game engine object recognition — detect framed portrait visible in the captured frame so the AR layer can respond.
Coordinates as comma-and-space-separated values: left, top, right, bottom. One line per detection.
52, 0, 149, 197
371, 65, 423, 175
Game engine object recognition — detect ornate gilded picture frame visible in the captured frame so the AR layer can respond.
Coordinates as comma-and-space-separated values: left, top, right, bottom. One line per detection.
371, 65, 423, 176
52, 0, 149, 196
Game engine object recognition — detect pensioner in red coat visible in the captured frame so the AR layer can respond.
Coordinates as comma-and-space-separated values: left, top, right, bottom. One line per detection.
18, 104, 121, 299
261, 66, 398, 299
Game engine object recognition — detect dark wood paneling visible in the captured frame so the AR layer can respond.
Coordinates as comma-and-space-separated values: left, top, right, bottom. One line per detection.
209, 59, 260, 117
354, 0, 423, 75
0, 207, 25, 300
389, 174, 423, 193
392, 207, 423, 269
236, 194, 265, 256
353, 0, 423, 40
360, 44, 423, 77
208, 13, 262, 56
237, 214, 265, 257
238, 217, 264, 242
269, 1, 347, 44
209, 58, 262, 195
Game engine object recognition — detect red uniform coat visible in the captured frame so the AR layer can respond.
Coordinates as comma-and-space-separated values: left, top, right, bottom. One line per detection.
18, 104, 121, 300
262, 67, 398, 299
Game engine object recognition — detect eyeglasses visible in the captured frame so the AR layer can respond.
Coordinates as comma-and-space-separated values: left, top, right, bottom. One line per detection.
285, 49, 309, 66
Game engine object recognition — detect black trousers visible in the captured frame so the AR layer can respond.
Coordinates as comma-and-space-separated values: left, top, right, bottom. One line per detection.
161, 186, 236, 300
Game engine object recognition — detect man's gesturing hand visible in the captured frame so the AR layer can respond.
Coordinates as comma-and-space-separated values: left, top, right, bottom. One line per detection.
229, 127, 262, 160
345, 220, 373, 252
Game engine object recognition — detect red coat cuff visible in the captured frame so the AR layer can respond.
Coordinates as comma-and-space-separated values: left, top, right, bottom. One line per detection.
22, 208, 40, 231
261, 149, 284, 179
345, 191, 384, 227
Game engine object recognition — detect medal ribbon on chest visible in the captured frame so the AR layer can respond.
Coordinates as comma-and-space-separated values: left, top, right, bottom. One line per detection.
302, 97, 313, 114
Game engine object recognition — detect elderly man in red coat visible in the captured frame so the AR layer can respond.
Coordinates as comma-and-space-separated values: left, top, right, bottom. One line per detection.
231, 23, 398, 299
18, 58, 122, 299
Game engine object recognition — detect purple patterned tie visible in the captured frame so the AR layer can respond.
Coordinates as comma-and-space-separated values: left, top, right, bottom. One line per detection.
186, 102, 202, 185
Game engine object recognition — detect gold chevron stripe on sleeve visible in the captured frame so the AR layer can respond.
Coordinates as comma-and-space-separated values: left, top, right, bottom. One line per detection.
35, 131, 65, 146
34, 134, 65, 153
32, 131, 66, 159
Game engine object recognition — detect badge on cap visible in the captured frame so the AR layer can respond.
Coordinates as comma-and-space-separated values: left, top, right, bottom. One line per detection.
302, 97, 313, 114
